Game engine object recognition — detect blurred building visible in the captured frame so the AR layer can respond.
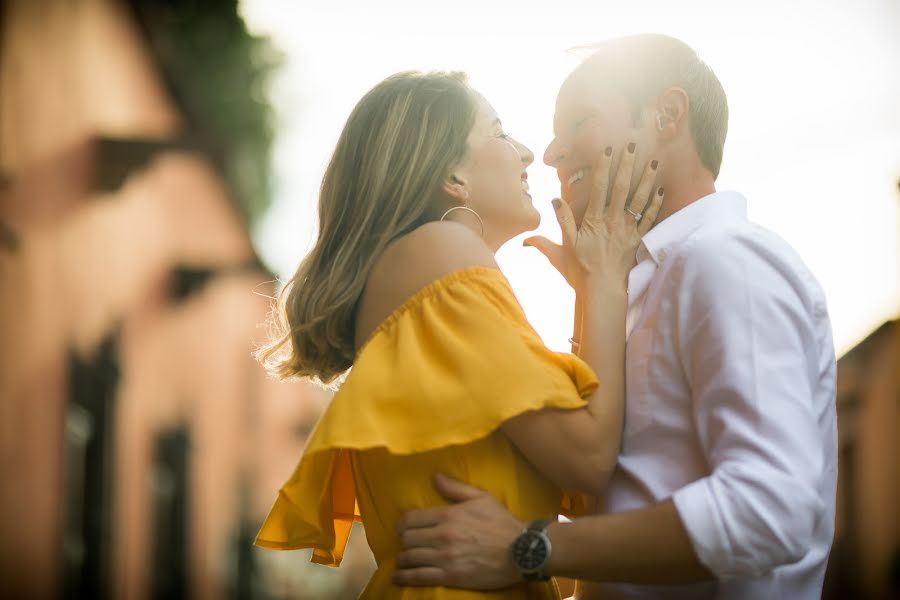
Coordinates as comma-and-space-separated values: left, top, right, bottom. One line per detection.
0, 0, 373, 598
826, 319, 900, 600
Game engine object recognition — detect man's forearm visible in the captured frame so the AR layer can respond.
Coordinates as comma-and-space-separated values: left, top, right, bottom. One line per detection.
546, 499, 715, 584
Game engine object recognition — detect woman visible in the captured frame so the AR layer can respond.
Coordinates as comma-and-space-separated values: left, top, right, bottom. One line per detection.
255, 70, 661, 599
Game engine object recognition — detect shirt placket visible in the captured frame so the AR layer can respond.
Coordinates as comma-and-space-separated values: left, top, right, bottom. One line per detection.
626, 246, 657, 339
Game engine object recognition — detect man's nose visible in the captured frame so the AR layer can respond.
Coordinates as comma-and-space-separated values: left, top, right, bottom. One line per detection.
543, 138, 568, 167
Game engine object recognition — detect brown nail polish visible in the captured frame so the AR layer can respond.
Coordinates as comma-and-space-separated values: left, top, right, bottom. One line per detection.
627, 142, 636, 153
552, 198, 561, 209
658, 187, 665, 196
650, 159, 658, 170
604, 146, 612, 157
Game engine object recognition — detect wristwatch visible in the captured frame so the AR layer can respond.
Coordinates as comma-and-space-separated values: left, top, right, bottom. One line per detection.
509, 518, 553, 581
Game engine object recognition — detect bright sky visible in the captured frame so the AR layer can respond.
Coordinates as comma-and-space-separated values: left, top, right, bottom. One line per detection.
241, 0, 900, 356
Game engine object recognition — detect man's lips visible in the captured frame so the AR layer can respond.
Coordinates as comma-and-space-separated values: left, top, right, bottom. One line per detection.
567, 169, 585, 186
558, 167, 589, 188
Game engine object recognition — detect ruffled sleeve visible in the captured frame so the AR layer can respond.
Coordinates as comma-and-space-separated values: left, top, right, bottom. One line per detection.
255, 266, 599, 564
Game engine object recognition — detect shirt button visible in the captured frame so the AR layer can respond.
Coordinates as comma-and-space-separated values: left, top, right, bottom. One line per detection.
657, 249, 668, 262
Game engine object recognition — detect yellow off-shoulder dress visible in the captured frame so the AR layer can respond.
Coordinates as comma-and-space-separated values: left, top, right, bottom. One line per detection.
256, 267, 598, 599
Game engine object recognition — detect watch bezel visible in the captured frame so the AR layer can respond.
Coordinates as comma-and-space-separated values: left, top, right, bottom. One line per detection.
509, 519, 553, 581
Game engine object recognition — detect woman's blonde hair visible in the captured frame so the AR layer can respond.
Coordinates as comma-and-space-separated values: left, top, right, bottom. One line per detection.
257, 71, 478, 385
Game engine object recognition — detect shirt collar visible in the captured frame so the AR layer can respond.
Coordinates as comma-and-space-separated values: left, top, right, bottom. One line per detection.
639, 190, 748, 265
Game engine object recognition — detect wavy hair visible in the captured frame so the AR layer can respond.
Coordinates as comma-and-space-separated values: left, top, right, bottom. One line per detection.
257, 71, 478, 385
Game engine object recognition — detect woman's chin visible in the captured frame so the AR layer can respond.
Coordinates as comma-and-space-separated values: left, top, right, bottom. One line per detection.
523, 206, 541, 231
488, 208, 542, 248
502, 212, 542, 245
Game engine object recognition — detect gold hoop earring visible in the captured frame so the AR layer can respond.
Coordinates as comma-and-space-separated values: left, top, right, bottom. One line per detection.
440, 205, 484, 238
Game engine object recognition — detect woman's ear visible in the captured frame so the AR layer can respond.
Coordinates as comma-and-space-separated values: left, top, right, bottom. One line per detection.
442, 173, 469, 204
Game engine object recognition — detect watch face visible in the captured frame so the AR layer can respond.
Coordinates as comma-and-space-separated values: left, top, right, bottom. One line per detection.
512, 530, 549, 572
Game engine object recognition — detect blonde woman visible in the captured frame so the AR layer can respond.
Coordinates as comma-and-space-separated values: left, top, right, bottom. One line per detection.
255, 71, 662, 599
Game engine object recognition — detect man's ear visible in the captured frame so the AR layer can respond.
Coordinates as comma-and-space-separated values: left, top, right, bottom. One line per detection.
655, 87, 689, 140
442, 173, 469, 203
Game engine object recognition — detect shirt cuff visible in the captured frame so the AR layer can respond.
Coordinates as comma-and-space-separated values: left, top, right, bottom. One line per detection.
671, 478, 735, 580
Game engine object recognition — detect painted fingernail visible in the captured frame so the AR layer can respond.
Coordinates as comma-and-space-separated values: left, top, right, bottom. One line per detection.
552, 198, 561, 209
604, 146, 612, 157
627, 142, 636, 154
650, 159, 658, 170
658, 187, 665, 196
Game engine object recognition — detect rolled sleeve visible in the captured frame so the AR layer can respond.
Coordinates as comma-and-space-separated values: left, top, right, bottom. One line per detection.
671, 231, 827, 579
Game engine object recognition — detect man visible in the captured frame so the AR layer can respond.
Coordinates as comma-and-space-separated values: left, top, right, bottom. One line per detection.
393, 34, 837, 599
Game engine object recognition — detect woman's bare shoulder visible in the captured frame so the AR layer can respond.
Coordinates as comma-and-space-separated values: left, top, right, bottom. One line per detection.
356, 222, 499, 347
397, 220, 497, 272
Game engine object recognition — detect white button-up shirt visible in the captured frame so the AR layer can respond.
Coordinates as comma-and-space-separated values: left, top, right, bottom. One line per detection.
585, 191, 838, 600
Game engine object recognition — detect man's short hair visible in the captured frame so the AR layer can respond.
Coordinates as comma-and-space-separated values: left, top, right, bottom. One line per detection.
580, 34, 729, 179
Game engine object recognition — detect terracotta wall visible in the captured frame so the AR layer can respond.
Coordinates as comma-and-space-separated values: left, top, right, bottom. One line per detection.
830, 320, 900, 599
0, 1, 373, 598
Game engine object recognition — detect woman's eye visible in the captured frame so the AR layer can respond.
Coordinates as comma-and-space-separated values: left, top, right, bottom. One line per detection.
497, 132, 511, 140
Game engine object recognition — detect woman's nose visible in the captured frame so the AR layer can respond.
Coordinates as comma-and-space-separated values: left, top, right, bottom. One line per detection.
518, 141, 534, 167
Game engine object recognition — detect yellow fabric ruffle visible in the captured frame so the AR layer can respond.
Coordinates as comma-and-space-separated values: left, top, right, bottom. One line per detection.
255, 267, 598, 567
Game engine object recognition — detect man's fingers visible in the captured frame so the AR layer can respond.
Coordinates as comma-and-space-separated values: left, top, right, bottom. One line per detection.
393, 566, 447, 587
609, 141, 636, 216
433, 472, 484, 503
398, 525, 444, 549
637, 187, 665, 236
395, 546, 443, 569
396, 506, 446, 534
584, 146, 613, 223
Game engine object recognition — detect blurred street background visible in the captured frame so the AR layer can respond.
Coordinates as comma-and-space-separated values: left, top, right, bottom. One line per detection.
0, 0, 897, 598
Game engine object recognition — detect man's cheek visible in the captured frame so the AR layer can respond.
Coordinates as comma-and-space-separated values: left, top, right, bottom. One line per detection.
568, 177, 591, 203
575, 126, 611, 162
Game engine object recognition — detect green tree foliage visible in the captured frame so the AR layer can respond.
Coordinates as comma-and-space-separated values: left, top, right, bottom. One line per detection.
130, 0, 283, 227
